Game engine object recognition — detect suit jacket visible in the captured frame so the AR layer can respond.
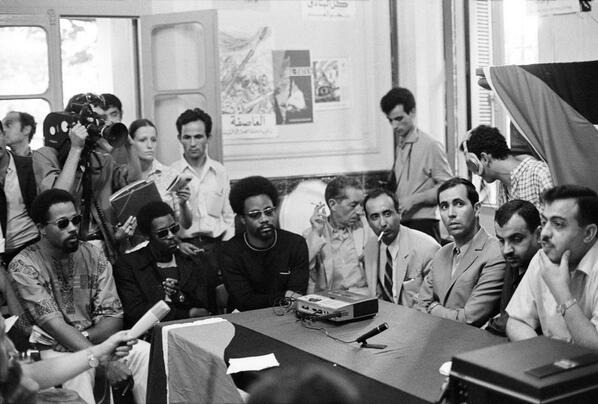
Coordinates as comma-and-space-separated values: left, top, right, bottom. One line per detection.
364, 225, 439, 307
0, 152, 37, 235
303, 217, 371, 294
414, 227, 505, 327
114, 245, 213, 328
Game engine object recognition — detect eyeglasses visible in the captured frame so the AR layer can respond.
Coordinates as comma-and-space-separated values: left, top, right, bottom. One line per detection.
153, 223, 180, 239
47, 214, 82, 230
244, 207, 276, 220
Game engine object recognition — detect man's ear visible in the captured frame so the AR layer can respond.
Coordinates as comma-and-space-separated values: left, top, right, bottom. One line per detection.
36, 223, 45, 236
328, 199, 337, 212
583, 223, 598, 244
239, 215, 246, 226
480, 152, 491, 165
473, 201, 481, 217
23, 125, 32, 138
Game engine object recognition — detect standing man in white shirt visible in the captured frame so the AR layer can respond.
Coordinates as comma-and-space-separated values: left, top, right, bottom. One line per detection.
171, 108, 235, 253
380, 87, 453, 243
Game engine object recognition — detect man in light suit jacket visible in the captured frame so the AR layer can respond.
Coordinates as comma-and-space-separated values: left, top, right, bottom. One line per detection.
363, 188, 440, 307
303, 176, 371, 294
414, 177, 505, 327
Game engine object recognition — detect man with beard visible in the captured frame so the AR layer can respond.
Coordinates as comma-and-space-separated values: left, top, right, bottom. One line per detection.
363, 188, 439, 306
486, 200, 541, 336
380, 87, 452, 242
414, 178, 505, 326
8, 189, 149, 404
114, 201, 212, 329
221, 176, 309, 311
507, 186, 598, 350
303, 176, 371, 294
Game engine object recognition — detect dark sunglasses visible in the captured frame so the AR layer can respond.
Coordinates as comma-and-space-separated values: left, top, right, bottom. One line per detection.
153, 223, 180, 239
244, 207, 276, 220
47, 214, 82, 230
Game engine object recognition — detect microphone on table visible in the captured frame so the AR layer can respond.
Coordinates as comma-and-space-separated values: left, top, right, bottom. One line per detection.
128, 300, 171, 339
355, 323, 389, 349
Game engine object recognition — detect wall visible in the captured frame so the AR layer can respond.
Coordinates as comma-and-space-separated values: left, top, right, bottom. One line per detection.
396, 0, 446, 145
537, 6, 598, 62
150, 0, 394, 181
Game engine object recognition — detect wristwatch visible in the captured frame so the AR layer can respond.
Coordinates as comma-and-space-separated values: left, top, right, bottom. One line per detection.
81, 330, 90, 339
87, 351, 99, 368
557, 298, 577, 316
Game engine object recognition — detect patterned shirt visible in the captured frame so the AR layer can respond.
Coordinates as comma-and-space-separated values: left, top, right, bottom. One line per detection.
9, 242, 123, 335
497, 156, 553, 210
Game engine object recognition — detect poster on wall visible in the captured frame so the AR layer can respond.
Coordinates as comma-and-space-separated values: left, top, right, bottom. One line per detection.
312, 58, 349, 109
272, 50, 314, 125
220, 23, 276, 138
301, 0, 356, 20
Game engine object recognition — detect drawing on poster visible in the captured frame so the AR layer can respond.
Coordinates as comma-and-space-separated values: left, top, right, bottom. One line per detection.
313, 58, 349, 109
220, 25, 276, 138
272, 50, 313, 125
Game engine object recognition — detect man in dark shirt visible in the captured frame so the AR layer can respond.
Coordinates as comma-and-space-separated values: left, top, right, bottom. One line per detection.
486, 199, 541, 336
114, 201, 212, 328
221, 176, 308, 311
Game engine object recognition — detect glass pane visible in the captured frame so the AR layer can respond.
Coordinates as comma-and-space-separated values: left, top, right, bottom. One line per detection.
0, 27, 48, 94
152, 23, 206, 91
60, 18, 138, 124
153, 93, 207, 165
0, 99, 51, 151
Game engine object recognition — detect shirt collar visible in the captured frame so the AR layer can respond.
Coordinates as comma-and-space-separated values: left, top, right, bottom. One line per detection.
576, 241, 598, 276
178, 155, 216, 177
6, 152, 15, 173
326, 216, 363, 236
399, 127, 419, 147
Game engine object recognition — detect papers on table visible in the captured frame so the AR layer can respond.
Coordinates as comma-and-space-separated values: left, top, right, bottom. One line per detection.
227, 353, 280, 374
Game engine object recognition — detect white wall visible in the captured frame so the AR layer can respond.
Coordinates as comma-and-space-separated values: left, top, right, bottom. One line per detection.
396, 0, 446, 145
537, 7, 598, 62
149, 0, 394, 180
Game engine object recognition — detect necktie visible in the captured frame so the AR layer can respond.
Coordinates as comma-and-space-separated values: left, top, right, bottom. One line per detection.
380, 246, 394, 302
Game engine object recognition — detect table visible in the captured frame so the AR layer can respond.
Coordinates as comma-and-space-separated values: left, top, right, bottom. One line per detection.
147, 301, 505, 403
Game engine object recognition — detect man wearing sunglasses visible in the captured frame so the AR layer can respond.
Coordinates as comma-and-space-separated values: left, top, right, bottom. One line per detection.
114, 201, 212, 329
9, 189, 150, 404
462, 125, 553, 211
221, 176, 309, 311
0, 119, 39, 266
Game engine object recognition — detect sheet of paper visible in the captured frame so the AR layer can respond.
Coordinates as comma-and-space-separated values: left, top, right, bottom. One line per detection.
3, 315, 18, 332
227, 353, 280, 374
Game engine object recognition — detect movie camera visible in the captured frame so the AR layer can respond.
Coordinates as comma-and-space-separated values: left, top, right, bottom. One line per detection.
43, 93, 128, 153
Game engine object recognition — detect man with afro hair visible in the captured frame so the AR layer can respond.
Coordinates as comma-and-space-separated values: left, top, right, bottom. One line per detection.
221, 176, 308, 311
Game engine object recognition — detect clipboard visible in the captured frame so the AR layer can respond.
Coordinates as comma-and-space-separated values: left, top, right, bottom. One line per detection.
110, 179, 162, 223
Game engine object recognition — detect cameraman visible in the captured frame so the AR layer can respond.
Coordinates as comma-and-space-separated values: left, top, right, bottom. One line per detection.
32, 94, 141, 262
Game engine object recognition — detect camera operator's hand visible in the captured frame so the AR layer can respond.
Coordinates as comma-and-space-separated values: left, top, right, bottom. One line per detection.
69, 123, 89, 151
